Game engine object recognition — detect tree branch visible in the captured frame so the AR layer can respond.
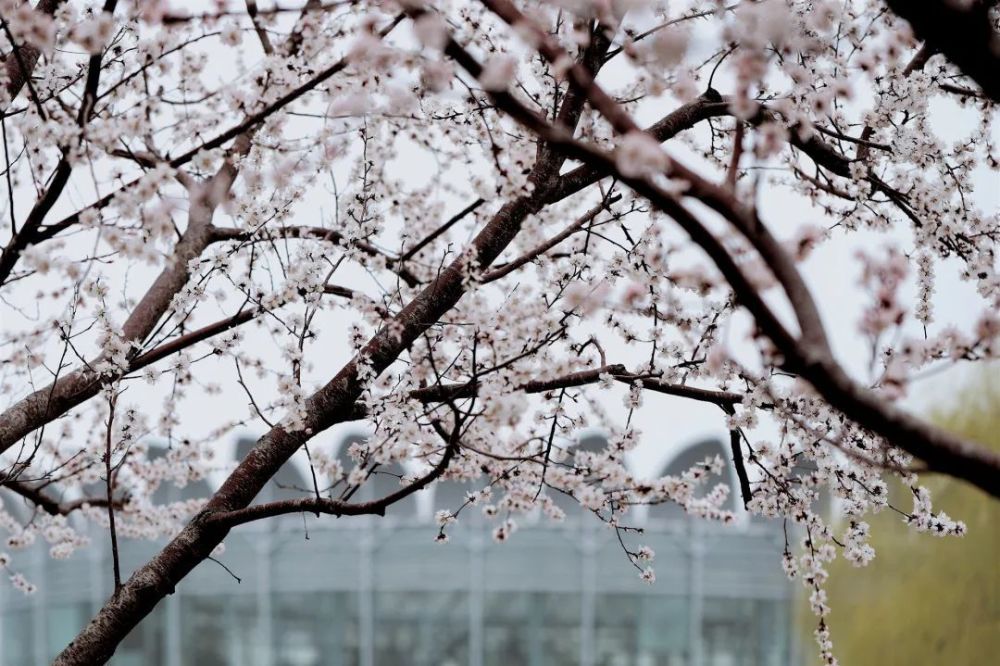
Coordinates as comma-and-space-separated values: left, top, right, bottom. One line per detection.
481, 193, 621, 282
451, 7, 1000, 497
54, 13, 615, 661
884, 0, 1000, 102
1, 479, 125, 517
208, 418, 463, 528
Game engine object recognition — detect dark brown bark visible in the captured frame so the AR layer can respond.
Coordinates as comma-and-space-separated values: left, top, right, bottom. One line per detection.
53, 24, 616, 664
885, 0, 1000, 102
0, 169, 229, 456
0, 1, 117, 286
53, 155, 557, 666
457, 5, 1000, 498
1, 1, 65, 103
42, 10, 1000, 662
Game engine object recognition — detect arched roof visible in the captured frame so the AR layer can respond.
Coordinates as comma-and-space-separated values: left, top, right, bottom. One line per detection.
148, 441, 215, 505
550, 432, 610, 518
647, 437, 736, 522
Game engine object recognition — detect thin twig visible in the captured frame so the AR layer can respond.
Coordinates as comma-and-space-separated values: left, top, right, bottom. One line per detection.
104, 392, 122, 594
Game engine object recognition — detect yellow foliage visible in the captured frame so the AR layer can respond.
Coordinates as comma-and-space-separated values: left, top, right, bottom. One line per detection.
800, 370, 1000, 664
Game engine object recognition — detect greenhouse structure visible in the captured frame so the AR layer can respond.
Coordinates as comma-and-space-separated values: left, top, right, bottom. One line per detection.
0, 434, 796, 665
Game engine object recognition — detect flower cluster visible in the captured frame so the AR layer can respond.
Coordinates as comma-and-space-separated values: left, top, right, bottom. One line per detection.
0, 3, 994, 662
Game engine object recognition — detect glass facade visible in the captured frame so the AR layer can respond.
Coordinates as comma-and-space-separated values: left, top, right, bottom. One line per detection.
0, 438, 795, 665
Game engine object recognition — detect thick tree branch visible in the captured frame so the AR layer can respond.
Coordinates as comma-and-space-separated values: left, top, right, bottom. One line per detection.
0, 0, 67, 113
0, 15, 405, 459
0, 154, 236, 457
54, 18, 615, 663
208, 419, 463, 528
884, 0, 1000, 102
450, 10, 1000, 497
16, 13, 405, 271
0, 1, 117, 286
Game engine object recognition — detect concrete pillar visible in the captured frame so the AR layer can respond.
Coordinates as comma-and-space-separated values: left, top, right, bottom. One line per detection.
469, 528, 484, 666
359, 527, 374, 666
580, 523, 597, 666
687, 521, 704, 666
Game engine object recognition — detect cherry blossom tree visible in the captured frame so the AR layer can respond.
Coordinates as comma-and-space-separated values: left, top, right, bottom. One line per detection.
0, 1, 997, 663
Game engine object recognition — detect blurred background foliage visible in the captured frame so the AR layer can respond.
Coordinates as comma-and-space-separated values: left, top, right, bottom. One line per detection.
801, 367, 1000, 664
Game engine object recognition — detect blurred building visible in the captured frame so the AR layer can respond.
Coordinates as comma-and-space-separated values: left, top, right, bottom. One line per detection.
0, 434, 794, 665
